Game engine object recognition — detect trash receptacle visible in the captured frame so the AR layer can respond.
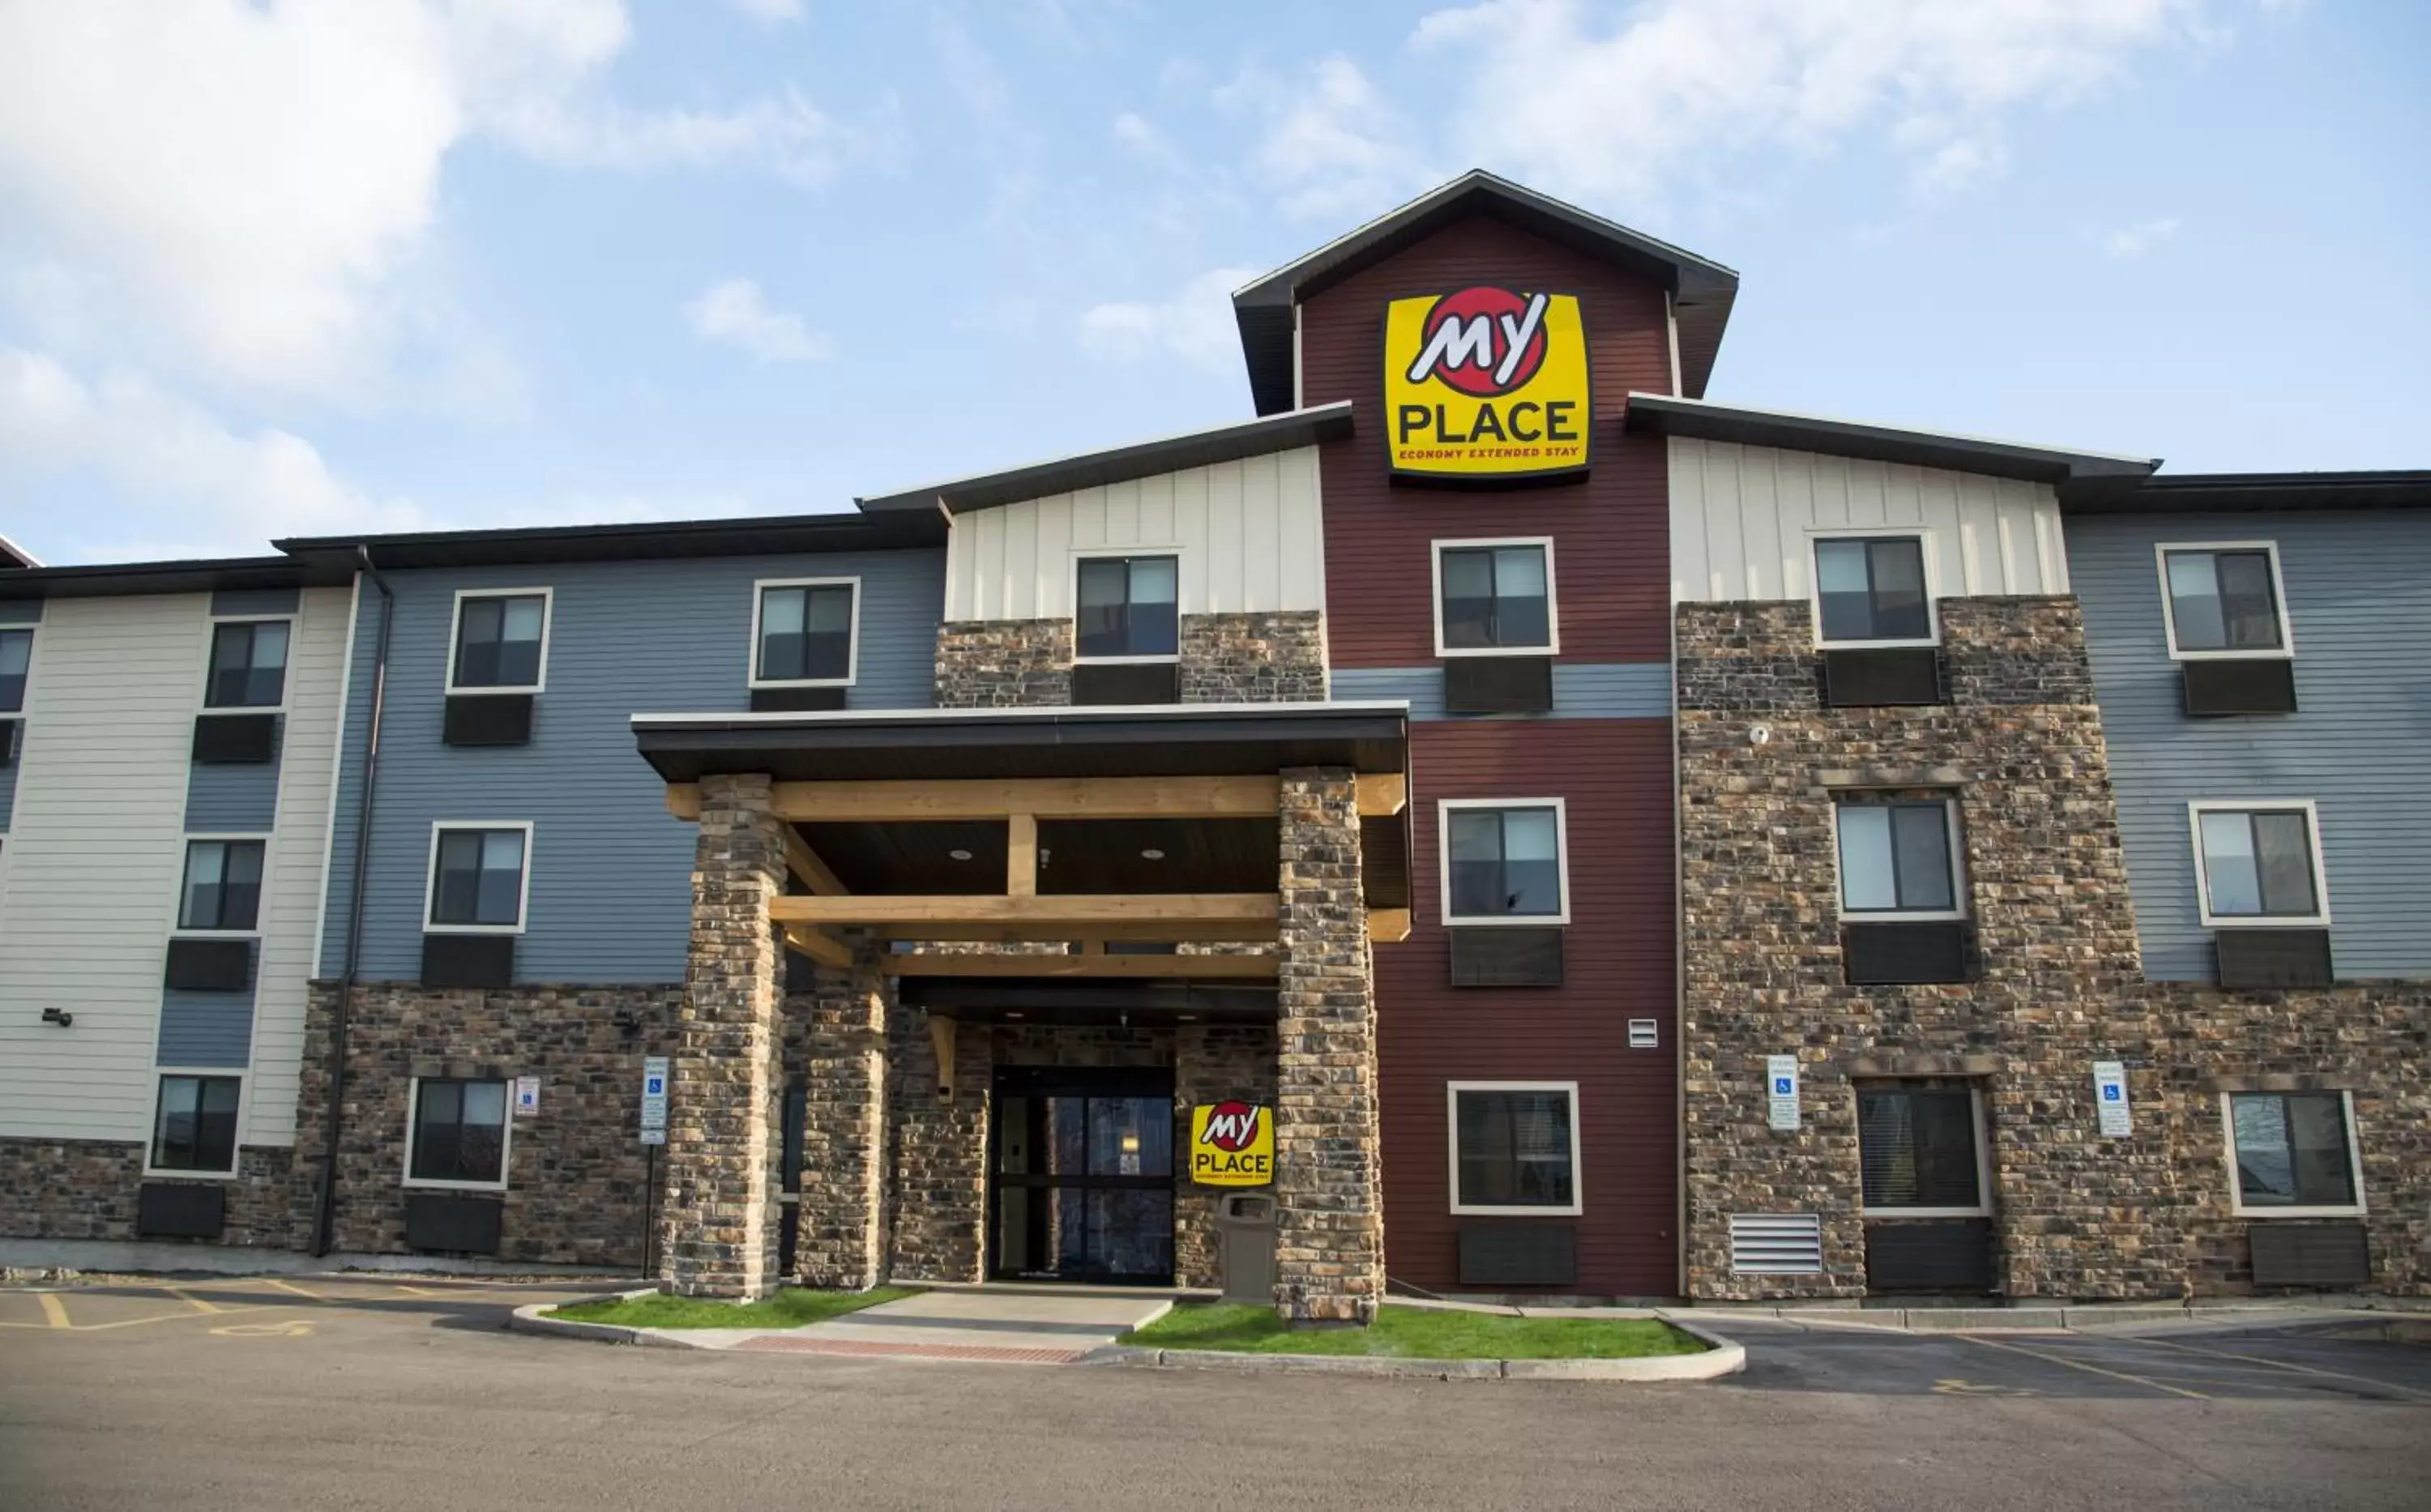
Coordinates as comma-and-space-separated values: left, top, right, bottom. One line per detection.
1216, 1191, 1277, 1303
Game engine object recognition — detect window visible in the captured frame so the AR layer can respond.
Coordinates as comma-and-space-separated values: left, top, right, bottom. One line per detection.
753, 579, 857, 686
178, 839, 266, 932
1835, 799, 1964, 918
1449, 1083, 1582, 1215
204, 621, 289, 707
0, 626, 30, 711
1814, 535, 1932, 645
1075, 555, 1178, 660
1857, 1086, 1987, 1215
407, 1078, 511, 1189
426, 825, 530, 931
2193, 803, 2327, 926
448, 591, 549, 691
151, 1074, 241, 1175
1434, 540, 1555, 655
2160, 544, 2290, 658
1441, 801, 1568, 925
2227, 1091, 2361, 1215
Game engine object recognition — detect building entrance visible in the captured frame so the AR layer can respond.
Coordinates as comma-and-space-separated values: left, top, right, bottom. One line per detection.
989, 1066, 1175, 1284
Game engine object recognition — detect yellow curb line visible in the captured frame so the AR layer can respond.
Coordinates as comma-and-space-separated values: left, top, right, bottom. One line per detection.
37, 1292, 71, 1330
2116, 1333, 2431, 1403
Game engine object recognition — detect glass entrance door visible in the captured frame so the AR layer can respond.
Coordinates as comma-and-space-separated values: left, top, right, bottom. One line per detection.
989, 1067, 1175, 1284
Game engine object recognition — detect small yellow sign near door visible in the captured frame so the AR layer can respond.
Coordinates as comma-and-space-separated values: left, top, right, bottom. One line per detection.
1190, 1100, 1274, 1187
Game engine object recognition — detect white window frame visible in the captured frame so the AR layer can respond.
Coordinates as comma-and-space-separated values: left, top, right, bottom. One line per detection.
1069, 549, 1185, 665
1853, 1082, 1994, 1219
1429, 536, 1561, 657
1446, 1081, 1585, 1216
0, 619, 39, 722
2155, 540, 2295, 662
422, 820, 536, 935
1830, 794, 1969, 923
747, 575, 861, 689
1807, 525, 1941, 650
402, 1075, 515, 1193
2220, 1089, 2365, 1219
169, 832, 273, 939
1438, 797, 1572, 927
444, 587, 554, 694
2189, 799, 2331, 929
196, 611, 297, 715
142, 1069, 248, 1181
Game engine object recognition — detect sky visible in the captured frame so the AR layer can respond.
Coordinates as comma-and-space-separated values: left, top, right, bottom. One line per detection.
0, 0, 2424, 566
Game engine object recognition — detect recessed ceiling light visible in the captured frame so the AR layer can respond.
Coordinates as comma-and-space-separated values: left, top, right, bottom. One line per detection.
1140, 848, 1165, 861
1177, 1014, 1198, 1023
1005, 1010, 1023, 1019
948, 848, 973, 861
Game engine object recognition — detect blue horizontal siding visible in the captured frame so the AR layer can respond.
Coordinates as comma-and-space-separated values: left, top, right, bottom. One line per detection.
185, 727, 282, 832
1331, 662, 1668, 720
2070, 509, 2431, 980
210, 587, 301, 617
319, 548, 946, 984
156, 981, 257, 1067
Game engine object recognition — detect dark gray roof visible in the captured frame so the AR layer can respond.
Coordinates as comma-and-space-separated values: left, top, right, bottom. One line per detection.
0, 554, 345, 602
855, 403, 1354, 515
275, 509, 940, 571
1231, 170, 1740, 416
2070, 470, 2431, 515
1623, 393, 2160, 505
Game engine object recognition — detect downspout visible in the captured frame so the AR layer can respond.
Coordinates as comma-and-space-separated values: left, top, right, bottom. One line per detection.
312, 548, 394, 1257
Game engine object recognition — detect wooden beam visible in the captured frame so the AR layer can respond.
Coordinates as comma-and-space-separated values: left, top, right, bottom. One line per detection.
868, 920, 1280, 944
767, 775, 1280, 822
1356, 772, 1407, 817
1006, 814, 1036, 898
781, 923, 853, 969
784, 829, 848, 896
770, 893, 1277, 927
665, 784, 702, 821
882, 953, 1279, 980
1368, 908, 1412, 944
927, 1015, 955, 1100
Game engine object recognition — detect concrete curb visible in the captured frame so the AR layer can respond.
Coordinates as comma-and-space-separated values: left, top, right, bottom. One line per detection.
507, 1290, 708, 1351
1679, 1301, 2416, 1335
1095, 1318, 1747, 1382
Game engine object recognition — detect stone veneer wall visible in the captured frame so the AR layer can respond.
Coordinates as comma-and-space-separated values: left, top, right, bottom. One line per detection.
1180, 611, 1327, 703
1271, 767, 1385, 1321
1679, 596, 2428, 1301
786, 959, 889, 1288
1173, 1023, 1280, 1288
290, 980, 678, 1263
885, 1006, 990, 1283
1, 1139, 294, 1248
934, 620, 1072, 707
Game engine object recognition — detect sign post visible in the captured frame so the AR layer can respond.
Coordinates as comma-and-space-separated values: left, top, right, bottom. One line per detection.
1766, 1055, 1801, 1132
2092, 1061, 2133, 1137
639, 1056, 669, 1280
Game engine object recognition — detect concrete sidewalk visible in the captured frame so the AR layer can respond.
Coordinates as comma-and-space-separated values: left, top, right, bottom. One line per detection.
517, 1286, 1175, 1363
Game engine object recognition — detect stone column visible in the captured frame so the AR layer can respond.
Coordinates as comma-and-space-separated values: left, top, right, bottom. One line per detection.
1271, 767, 1385, 1322
660, 773, 784, 1298
793, 955, 889, 1288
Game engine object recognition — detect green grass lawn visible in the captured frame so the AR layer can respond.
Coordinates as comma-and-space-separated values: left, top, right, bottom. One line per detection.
1122, 1303, 1706, 1360
547, 1285, 916, 1330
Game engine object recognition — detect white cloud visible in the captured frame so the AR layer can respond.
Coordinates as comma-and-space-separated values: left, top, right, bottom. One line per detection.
2102, 216, 2183, 258
1113, 110, 1181, 167
1408, 0, 2213, 206
1078, 267, 1260, 372
724, 0, 806, 24
684, 279, 832, 363
1223, 57, 1428, 221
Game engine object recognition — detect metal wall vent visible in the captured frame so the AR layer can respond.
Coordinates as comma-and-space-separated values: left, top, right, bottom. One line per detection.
1627, 1019, 1659, 1049
1729, 1212, 1825, 1275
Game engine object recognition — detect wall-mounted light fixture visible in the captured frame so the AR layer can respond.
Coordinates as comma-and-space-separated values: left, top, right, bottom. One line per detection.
41, 1006, 72, 1027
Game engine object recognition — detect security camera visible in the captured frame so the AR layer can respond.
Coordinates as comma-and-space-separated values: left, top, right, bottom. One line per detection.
41, 1006, 72, 1027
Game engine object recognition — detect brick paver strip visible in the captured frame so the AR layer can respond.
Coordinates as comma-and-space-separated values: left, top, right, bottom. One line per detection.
734, 1336, 1084, 1364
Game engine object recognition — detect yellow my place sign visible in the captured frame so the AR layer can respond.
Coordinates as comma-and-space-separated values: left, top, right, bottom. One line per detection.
1190, 1100, 1274, 1187
1384, 286, 1591, 481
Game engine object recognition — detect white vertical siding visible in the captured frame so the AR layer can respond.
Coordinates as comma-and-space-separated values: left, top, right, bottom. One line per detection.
1668, 438, 2070, 604
942, 447, 1327, 621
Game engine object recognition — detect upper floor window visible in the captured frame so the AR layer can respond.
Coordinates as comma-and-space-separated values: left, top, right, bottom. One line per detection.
1434, 540, 1556, 655
407, 1077, 511, 1190
2227, 1091, 2361, 1216
179, 839, 266, 932
2193, 802, 2326, 926
1449, 1083, 1582, 1215
449, 590, 549, 693
1075, 555, 1178, 660
205, 621, 289, 708
753, 579, 857, 686
1835, 797, 1964, 920
1441, 800, 1569, 925
151, 1074, 241, 1176
2160, 544, 2290, 659
426, 824, 530, 932
1814, 535, 1932, 646
0, 626, 31, 711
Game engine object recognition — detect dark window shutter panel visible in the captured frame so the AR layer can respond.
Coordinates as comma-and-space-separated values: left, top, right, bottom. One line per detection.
1863, 1219, 1995, 1292
192, 712, 280, 764
1443, 656, 1554, 715
2182, 659, 2297, 716
1457, 1224, 1577, 1286
750, 685, 849, 713
1448, 926, 1565, 986
442, 693, 534, 746
2215, 929, 2335, 989
421, 933, 515, 989
137, 1182, 227, 1239
164, 938, 254, 993
404, 1194, 503, 1254
2249, 1222, 2369, 1288
1842, 921, 1971, 985
1072, 662, 1177, 706
1822, 647, 1943, 707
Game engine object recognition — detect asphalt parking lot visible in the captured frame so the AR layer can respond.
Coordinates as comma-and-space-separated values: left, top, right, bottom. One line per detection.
5, 1276, 2429, 1510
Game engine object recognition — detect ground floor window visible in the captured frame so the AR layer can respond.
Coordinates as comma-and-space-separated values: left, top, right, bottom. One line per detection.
1448, 1083, 1581, 1215
407, 1078, 511, 1189
151, 1074, 241, 1174
2227, 1091, 2361, 1215
1856, 1084, 1986, 1215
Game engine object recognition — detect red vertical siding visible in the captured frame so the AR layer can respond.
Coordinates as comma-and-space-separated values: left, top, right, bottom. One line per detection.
1301, 212, 1681, 1296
